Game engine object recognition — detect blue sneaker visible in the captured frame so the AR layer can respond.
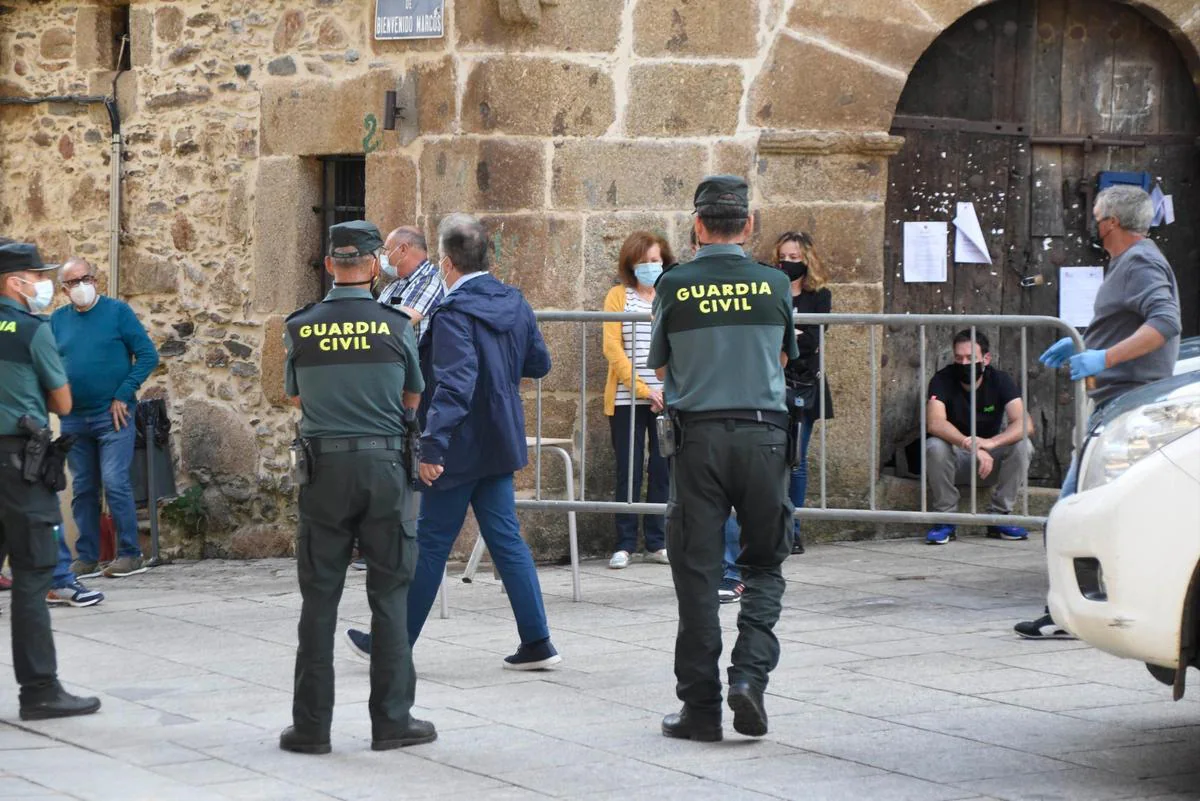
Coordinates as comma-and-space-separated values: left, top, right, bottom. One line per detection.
925, 525, 955, 545
344, 628, 371, 662
350, 558, 367, 571
46, 580, 104, 608
987, 525, 1029, 541
502, 639, 561, 671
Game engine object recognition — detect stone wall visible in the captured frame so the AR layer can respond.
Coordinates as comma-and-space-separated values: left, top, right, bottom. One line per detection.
2, 0, 1198, 557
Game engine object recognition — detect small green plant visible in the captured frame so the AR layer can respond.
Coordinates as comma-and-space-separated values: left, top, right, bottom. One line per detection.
162, 485, 209, 537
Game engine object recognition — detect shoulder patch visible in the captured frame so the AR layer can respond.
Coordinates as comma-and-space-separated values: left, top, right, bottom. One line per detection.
284, 302, 317, 322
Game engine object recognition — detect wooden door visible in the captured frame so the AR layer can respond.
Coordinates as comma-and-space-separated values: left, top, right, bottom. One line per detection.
883, 0, 1200, 486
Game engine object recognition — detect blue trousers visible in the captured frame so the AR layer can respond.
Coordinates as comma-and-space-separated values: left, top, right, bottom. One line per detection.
408, 474, 550, 646
723, 419, 814, 581
52, 528, 75, 589
61, 408, 140, 561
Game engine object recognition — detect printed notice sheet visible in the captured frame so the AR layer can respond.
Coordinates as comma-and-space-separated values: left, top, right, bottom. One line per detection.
1059, 266, 1104, 328
953, 202, 992, 264
903, 222, 948, 283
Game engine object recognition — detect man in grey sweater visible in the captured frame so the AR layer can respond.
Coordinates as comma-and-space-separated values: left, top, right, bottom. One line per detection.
1016, 185, 1181, 640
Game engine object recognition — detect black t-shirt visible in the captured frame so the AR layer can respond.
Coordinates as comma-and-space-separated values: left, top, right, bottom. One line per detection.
928, 365, 1019, 439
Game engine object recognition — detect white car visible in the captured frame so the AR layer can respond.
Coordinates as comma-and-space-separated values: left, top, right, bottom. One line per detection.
1047, 369, 1200, 698
1176, 335, 1200, 376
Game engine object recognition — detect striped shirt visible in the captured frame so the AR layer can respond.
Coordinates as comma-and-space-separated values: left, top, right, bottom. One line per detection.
614, 288, 661, 405
377, 259, 445, 341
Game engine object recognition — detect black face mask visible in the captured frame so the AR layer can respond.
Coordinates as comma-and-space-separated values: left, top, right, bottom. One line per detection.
779, 260, 808, 282
953, 362, 984, 385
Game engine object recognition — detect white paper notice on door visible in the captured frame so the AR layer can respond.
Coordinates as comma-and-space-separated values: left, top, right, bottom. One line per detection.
953, 202, 992, 264
903, 222, 948, 283
1059, 266, 1104, 328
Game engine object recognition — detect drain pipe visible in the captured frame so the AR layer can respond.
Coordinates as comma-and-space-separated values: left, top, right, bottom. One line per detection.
0, 93, 122, 295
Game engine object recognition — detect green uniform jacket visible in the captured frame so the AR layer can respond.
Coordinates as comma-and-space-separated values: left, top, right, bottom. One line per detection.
648, 245, 798, 413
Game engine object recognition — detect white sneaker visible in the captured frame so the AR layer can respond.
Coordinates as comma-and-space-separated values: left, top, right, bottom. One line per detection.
608, 551, 631, 569
646, 549, 669, 565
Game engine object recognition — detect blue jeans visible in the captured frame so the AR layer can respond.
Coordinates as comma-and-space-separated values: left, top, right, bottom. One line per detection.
1057, 400, 1109, 504
723, 419, 815, 581
52, 527, 75, 589
609, 405, 669, 553
62, 408, 140, 562
408, 474, 551, 646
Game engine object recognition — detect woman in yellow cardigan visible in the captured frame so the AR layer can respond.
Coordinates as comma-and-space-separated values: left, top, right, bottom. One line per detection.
602, 231, 674, 569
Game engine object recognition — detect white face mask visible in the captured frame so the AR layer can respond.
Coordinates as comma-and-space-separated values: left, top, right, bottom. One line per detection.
69, 283, 97, 308
18, 278, 54, 313
380, 251, 398, 280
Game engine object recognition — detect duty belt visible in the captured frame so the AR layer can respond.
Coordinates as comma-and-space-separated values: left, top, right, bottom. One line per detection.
677, 409, 789, 431
309, 435, 405, 455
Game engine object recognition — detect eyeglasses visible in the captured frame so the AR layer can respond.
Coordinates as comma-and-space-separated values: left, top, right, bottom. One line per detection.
62, 275, 97, 289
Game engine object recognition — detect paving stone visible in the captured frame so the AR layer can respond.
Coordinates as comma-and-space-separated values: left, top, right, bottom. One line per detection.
958, 766, 1183, 801
0, 545, 1189, 799
802, 728, 1074, 783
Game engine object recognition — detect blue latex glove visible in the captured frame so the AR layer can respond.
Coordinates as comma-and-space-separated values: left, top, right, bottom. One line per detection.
1039, 337, 1074, 368
1069, 349, 1108, 381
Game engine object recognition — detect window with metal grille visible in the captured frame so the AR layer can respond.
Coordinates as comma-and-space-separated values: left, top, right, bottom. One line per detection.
312, 155, 367, 296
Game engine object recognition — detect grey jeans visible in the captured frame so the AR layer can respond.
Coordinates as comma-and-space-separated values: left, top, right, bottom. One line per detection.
925, 438, 1033, 514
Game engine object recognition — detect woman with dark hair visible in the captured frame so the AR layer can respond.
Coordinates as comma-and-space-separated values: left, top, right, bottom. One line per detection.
775, 231, 834, 554
602, 231, 674, 569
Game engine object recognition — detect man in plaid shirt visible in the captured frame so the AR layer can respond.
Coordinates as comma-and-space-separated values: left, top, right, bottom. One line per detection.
377, 227, 445, 342
348, 225, 446, 572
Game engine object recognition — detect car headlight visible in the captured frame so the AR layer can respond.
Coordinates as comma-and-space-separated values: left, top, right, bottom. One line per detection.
1079, 395, 1200, 491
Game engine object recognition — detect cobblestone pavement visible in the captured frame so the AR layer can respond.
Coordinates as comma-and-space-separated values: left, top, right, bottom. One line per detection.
0, 535, 1197, 800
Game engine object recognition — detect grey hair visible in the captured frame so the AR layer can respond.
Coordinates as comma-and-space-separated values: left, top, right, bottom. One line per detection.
59, 257, 95, 282
1094, 185, 1154, 235
390, 226, 427, 253
437, 213, 489, 274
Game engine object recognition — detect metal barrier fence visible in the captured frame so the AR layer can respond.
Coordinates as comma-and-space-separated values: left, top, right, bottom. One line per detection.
520, 311, 1087, 531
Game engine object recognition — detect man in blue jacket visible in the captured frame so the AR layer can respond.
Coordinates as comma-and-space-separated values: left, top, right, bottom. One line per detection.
345, 213, 561, 670
50, 258, 159, 580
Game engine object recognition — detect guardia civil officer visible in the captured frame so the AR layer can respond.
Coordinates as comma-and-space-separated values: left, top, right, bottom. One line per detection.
280, 221, 436, 754
647, 177, 798, 742
0, 242, 101, 721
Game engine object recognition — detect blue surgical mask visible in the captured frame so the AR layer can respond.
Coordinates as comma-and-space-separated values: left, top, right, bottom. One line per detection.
380, 251, 398, 280
634, 262, 663, 287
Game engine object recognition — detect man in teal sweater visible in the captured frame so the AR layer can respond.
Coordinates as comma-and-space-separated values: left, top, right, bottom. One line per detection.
50, 258, 159, 579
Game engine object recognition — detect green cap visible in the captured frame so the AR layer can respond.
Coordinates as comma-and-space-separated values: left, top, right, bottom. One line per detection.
0, 243, 56, 276
329, 220, 383, 258
693, 175, 749, 218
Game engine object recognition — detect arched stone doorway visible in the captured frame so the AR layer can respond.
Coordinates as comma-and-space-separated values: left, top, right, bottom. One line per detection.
880, 0, 1200, 485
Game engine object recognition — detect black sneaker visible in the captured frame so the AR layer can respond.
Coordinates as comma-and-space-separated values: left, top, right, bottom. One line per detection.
344, 629, 371, 662
503, 639, 562, 671
1014, 612, 1075, 640
718, 578, 744, 604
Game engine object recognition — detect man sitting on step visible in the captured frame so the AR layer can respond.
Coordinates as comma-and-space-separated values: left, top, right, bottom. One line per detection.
923, 329, 1035, 545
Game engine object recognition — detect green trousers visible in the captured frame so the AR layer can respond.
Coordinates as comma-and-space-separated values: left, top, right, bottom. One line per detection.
292, 449, 418, 740
667, 419, 792, 717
